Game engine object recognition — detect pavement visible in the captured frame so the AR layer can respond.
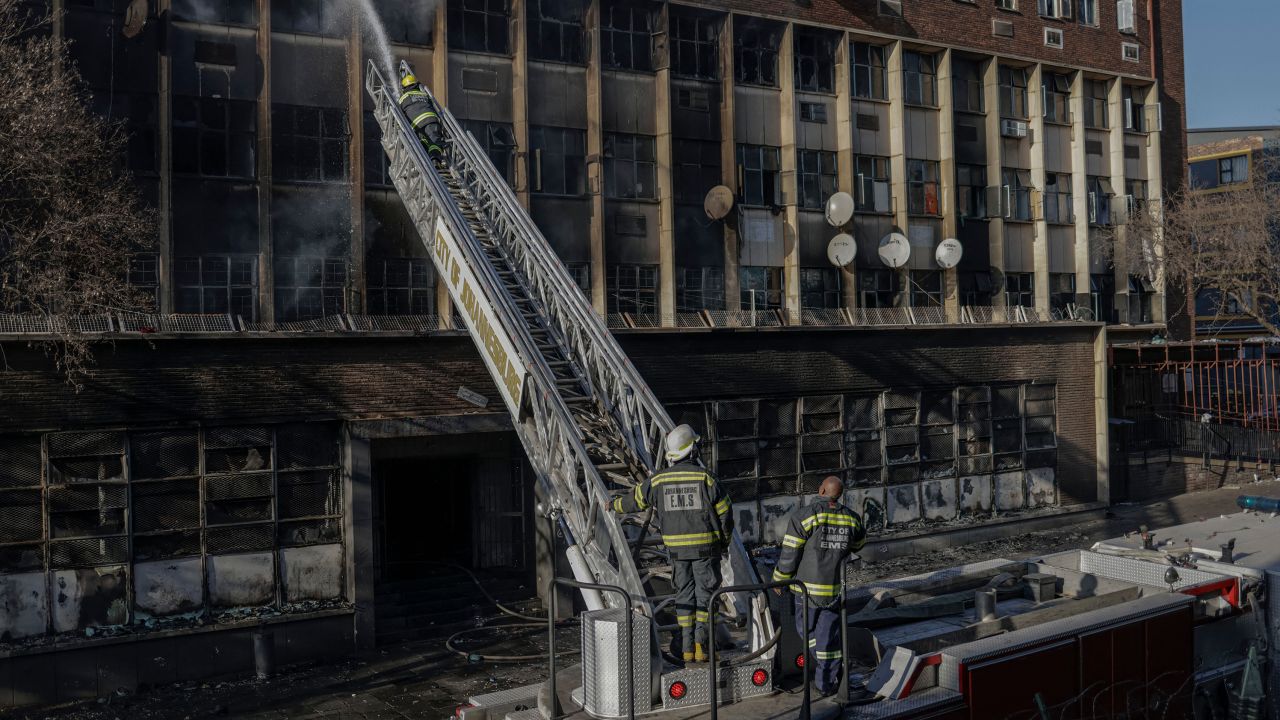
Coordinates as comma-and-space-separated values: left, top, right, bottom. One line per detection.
14, 482, 1265, 720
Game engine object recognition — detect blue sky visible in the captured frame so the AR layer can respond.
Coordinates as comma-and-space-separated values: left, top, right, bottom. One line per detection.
1183, 0, 1280, 128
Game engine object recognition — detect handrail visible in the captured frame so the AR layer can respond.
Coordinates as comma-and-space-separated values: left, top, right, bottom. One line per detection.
708, 581, 812, 720
548, 577, 637, 720
836, 555, 854, 706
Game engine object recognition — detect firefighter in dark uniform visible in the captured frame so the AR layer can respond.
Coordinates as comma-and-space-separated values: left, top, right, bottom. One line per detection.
613, 424, 731, 664
398, 69, 444, 161
772, 475, 866, 696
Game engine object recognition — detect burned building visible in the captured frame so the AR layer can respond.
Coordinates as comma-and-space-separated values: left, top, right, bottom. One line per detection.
0, 0, 1184, 708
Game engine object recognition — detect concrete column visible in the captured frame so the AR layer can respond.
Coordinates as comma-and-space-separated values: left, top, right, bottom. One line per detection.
720, 14, 740, 310
779, 23, 800, 324
344, 431, 376, 650
584, 0, 607, 316
433, 4, 453, 327
1027, 63, 1050, 315
511, 0, 531, 209
1070, 72, 1091, 310
257, 0, 274, 322
348, 17, 366, 314
936, 49, 959, 322
1092, 326, 1111, 503
1144, 81, 1165, 325
1108, 78, 1129, 323
833, 34, 857, 309
654, 4, 676, 327
155, 0, 173, 314
886, 40, 908, 307
984, 58, 1006, 309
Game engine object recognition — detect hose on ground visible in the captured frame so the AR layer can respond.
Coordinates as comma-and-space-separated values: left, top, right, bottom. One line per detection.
423, 560, 550, 623
445, 623, 581, 664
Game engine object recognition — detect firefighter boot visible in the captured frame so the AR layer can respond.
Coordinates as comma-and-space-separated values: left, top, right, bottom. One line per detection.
682, 650, 695, 663
695, 643, 708, 663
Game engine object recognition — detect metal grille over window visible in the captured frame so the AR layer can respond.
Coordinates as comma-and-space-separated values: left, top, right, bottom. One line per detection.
992, 386, 1025, 471
957, 387, 994, 476
883, 391, 921, 485
847, 395, 884, 486
46, 431, 128, 567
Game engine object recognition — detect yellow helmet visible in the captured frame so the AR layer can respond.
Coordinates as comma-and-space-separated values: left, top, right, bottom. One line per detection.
401, 73, 418, 89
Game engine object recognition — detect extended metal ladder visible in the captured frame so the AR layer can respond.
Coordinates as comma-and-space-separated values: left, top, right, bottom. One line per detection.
364, 63, 774, 682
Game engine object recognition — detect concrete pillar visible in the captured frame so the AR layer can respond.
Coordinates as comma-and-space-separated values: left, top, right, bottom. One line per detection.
344, 432, 376, 650
256, 0, 275, 322
1070, 71, 1091, 310
833, 34, 857, 309
511, 0, 531, 209
778, 23, 800, 324
984, 58, 1006, 309
1093, 326, 1111, 503
584, 0, 607, 316
155, 0, 173, 314
1145, 81, 1165, 325
886, 40, 908, 307
433, 5, 453, 327
348, 16, 366, 314
1108, 78, 1129, 323
654, 4, 676, 327
720, 14, 740, 311
936, 49, 959, 322
1027, 63, 1050, 315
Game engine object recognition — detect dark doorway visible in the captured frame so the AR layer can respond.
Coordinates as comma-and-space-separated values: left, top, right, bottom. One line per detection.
379, 456, 474, 573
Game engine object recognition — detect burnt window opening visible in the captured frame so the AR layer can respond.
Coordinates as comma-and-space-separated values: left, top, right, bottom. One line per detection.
960, 271, 994, 306
793, 28, 836, 93
272, 0, 348, 36
128, 253, 160, 309
1043, 173, 1074, 224
175, 255, 259, 319
375, 0, 432, 45
528, 0, 584, 63
673, 138, 721, 204
958, 388, 992, 475
460, 120, 517, 187
173, 0, 255, 25
1091, 273, 1116, 324
957, 164, 987, 220
530, 125, 586, 196
910, 270, 943, 308
735, 143, 780, 208
45, 432, 128, 565
603, 132, 656, 200
851, 42, 887, 100
367, 257, 435, 315
797, 149, 837, 210
670, 10, 720, 80
1005, 272, 1035, 308
274, 256, 348, 321
906, 159, 940, 216
999, 65, 1029, 119
363, 111, 393, 187
903, 51, 937, 107
734, 18, 781, 87
566, 262, 591, 295
448, 0, 511, 54
800, 267, 841, 309
1084, 79, 1109, 129
1002, 168, 1033, 221
676, 266, 725, 312
1050, 273, 1076, 315
859, 268, 899, 308
607, 264, 658, 318
90, 92, 159, 175
951, 57, 985, 113
855, 155, 892, 214
740, 265, 783, 311
173, 96, 256, 179
600, 1, 652, 71
1042, 72, 1071, 124
272, 105, 350, 183
1088, 175, 1114, 226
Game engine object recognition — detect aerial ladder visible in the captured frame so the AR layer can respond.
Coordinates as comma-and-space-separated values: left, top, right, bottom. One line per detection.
365, 63, 778, 717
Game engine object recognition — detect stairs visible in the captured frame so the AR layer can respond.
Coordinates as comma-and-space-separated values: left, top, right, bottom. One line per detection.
374, 569, 534, 646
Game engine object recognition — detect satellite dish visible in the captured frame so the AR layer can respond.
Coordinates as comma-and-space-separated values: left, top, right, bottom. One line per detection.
825, 192, 855, 227
878, 232, 910, 268
827, 233, 856, 268
704, 185, 735, 221
935, 238, 964, 269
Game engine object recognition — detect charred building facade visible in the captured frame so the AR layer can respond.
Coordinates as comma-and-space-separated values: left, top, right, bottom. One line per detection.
0, 0, 1184, 708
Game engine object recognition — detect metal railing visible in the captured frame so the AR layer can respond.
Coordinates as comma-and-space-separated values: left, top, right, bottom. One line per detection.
546, 577, 637, 720
709, 581, 812, 720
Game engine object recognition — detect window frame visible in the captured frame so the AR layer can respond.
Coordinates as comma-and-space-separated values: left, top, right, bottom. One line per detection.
271, 104, 350, 184
1005, 272, 1035, 308
736, 143, 782, 208
797, 149, 838, 210
850, 41, 888, 101
530, 125, 587, 196
957, 163, 988, 220
1042, 72, 1071, 124
603, 132, 657, 200
1002, 168, 1034, 222
174, 254, 259, 320
902, 51, 938, 107
854, 155, 892, 214
676, 266, 726, 312
527, 0, 585, 64
1042, 173, 1074, 225
670, 10, 720, 80
951, 57, 985, 114
607, 264, 659, 317
793, 27, 837, 94
447, 0, 512, 55
906, 159, 941, 217
734, 18, 782, 87
999, 65, 1029, 120
173, 96, 257, 180
273, 256, 349, 322
600, 1, 653, 72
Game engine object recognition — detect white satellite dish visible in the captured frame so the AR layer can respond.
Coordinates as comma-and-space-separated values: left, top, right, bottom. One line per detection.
825, 192, 855, 227
704, 185, 735, 221
878, 232, 910, 268
827, 233, 856, 268
935, 238, 964, 269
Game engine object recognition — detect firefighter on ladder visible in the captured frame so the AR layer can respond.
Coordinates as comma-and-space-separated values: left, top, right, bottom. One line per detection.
772, 475, 866, 696
397, 64, 445, 162
612, 424, 731, 664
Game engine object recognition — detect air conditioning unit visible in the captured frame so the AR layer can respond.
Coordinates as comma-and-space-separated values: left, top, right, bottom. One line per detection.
1001, 119, 1029, 138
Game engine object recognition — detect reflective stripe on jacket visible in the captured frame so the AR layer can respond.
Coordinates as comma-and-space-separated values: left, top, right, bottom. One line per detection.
612, 462, 732, 559
771, 499, 866, 604
398, 89, 439, 131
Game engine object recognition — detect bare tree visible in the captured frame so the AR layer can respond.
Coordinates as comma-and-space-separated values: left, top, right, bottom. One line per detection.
0, 0, 155, 380
1102, 151, 1280, 336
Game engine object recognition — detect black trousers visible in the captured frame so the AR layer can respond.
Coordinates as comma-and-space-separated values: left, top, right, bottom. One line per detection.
671, 556, 721, 653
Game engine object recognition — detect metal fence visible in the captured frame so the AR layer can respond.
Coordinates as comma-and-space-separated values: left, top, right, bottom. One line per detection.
1114, 414, 1280, 463
605, 305, 1082, 330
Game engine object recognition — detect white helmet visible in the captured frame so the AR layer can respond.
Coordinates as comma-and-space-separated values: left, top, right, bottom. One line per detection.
664, 424, 700, 463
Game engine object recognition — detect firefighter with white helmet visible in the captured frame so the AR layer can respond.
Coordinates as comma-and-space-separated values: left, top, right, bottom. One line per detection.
613, 424, 732, 663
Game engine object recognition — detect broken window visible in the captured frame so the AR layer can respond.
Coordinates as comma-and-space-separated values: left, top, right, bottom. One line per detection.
567, 262, 591, 295
603, 133, 656, 200
600, 1, 652, 71
846, 395, 883, 485
910, 270, 943, 308
676, 266, 725, 312
175, 255, 259, 319
606, 264, 658, 318
991, 386, 1025, 471
1005, 272, 1034, 308
528, 0, 584, 64
173, 0, 255, 25
1002, 168, 1033, 221
734, 17, 781, 87
797, 149, 837, 210
670, 9, 720, 80
673, 139, 721, 204
736, 144, 781, 207
798, 395, 845, 490
957, 387, 993, 476
0, 436, 46, 573
89, 92, 159, 175
919, 390, 956, 480
461, 119, 517, 187
1043, 173, 1074, 224
173, 97, 256, 179
906, 159, 940, 216
129, 253, 160, 309
951, 57, 985, 113
903, 51, 937, 106
800, 268, 841, 309
851, 42, 887, 100
859, 269, 899, 308
530, 125, 586, 196
1042, 72, 1071, 124
367, 257, 435, 315
999, 65, 1029, 119
957, 164, 987, 220
855, 155, 892, 214
274, 256, 348, 321
364, 111, 393, 188
1084, 79, 1109, 128
272, 105, 350, 183
882, 391, 920, 485
713, 400, 763, 499
740, 266, 783, 311
203, 426, 274, 553
131, 431, 201, 561
448, 0, 511, 54
375, 0, 432, 45
276, 424, 343, 547
272, 0, 347, 36
45, 432, 129, 568
793, 27, 836, 93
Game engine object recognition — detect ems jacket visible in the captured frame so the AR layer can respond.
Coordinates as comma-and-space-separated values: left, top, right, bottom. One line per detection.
771, 499, 866, 605
398, 88, 440, 135
612, 462, 732, 560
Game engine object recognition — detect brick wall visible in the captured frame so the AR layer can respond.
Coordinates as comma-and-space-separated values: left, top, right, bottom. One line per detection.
1123, 454, 1271, 501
